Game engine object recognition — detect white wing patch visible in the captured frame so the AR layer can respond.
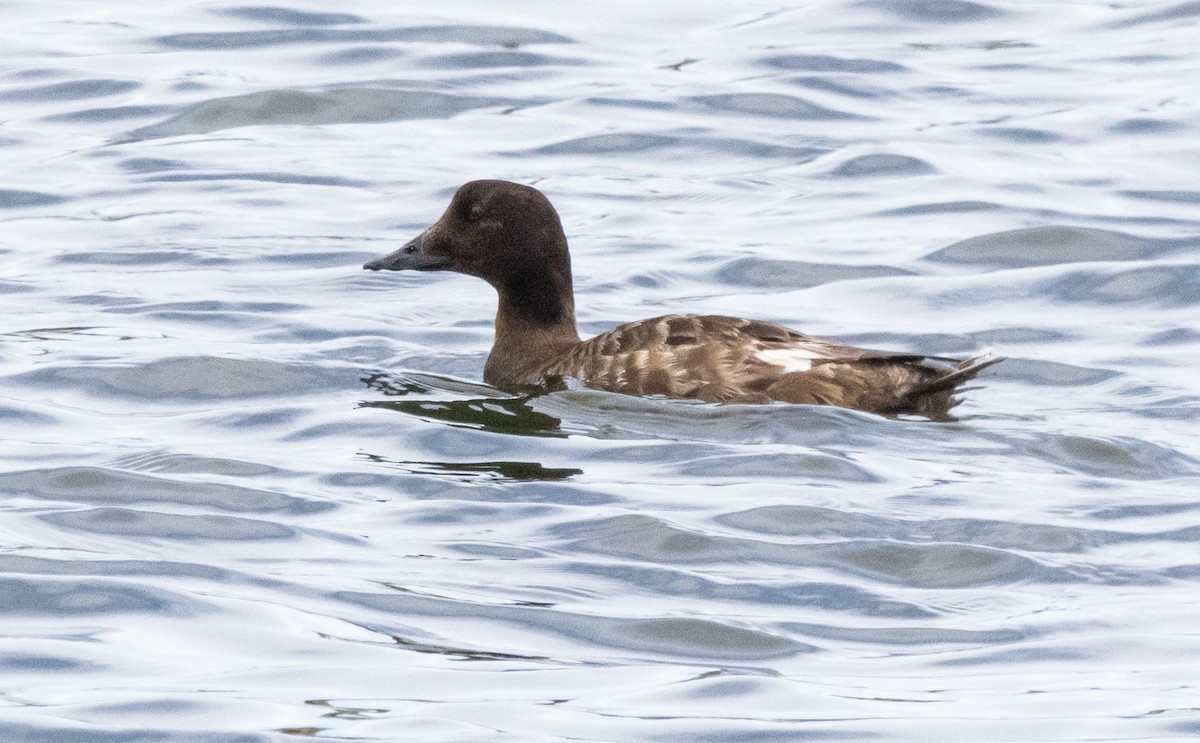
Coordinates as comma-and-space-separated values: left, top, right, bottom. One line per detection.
755, 347, 829, 373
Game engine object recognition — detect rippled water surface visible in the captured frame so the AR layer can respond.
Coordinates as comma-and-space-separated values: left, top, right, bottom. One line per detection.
3, 1, 1200, 740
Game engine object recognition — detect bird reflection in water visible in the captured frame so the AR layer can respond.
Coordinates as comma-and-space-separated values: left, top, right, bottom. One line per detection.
358, 371, 581, 482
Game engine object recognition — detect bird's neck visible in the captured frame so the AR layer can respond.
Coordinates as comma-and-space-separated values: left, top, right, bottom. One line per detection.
485, 272, 581, 387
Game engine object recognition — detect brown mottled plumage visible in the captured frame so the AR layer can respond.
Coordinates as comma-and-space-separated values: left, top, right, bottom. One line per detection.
364, 180, 1002, 418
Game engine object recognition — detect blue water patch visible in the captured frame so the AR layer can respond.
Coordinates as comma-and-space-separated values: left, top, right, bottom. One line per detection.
0, 189, 68, 208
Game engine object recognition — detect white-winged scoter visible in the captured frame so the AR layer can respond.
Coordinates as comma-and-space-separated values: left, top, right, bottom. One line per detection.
364, 180, 1002, 418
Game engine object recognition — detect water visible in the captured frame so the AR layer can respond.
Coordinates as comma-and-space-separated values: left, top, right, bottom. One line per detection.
2, 1, 1199, 740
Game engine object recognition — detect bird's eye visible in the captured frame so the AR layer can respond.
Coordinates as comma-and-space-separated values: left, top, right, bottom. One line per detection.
403, 244, 416, 254
468, 203, 484, 221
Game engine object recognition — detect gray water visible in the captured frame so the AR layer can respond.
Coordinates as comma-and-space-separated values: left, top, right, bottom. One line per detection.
3, 1, 1200, 741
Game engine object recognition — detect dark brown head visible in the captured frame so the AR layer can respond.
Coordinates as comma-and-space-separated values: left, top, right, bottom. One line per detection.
364, 180, 575, 327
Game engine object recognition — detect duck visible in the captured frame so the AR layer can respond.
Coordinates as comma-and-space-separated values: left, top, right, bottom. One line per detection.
363, 180, 1002, 418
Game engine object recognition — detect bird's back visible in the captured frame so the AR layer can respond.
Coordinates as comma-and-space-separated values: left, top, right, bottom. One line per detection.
540, 314, 1001, 418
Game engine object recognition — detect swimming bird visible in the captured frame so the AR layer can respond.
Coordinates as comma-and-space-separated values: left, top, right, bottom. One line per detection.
364, 180, 1002, 418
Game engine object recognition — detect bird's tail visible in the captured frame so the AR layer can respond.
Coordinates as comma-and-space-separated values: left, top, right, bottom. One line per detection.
917, 352, 1006, 395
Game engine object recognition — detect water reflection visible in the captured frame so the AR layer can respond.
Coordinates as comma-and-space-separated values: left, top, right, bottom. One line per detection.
391, 634, 557, 662
358, 452, 581, 482
359, 371, 565, 437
